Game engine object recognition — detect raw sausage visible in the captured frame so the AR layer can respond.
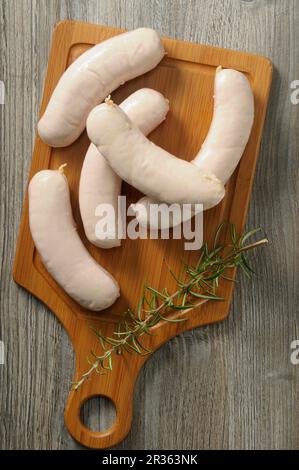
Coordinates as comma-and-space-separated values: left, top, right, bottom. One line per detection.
132, 67, 254, 228
86, 103, 225, 208
193, 67, 254, 181
38, 28, 165, 147
29, 166, 120, 311
79, 88, 169, 248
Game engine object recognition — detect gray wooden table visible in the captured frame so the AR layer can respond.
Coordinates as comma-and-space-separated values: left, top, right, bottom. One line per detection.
0, 0, 298, 450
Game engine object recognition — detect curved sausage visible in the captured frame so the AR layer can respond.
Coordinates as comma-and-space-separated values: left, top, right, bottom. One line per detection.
193, 67, 254, 180
86, 103, 225, 208
29, 166, 120, 311
79, 88, 169, 248
38, 28, 165, 147
131, 67, 254, 228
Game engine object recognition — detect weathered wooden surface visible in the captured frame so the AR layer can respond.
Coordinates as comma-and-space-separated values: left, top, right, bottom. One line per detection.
0, 0, 298, 450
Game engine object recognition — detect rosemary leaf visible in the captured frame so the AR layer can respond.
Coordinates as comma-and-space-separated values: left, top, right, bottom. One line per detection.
159, 314, 187, 322
189, 291, 224, 300
240, 227, 262, 245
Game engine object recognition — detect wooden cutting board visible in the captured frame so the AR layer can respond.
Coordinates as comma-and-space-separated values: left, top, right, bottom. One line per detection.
13, 20, 272, 449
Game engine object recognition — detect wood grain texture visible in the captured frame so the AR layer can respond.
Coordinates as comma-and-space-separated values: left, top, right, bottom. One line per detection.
0, 0, 298, 450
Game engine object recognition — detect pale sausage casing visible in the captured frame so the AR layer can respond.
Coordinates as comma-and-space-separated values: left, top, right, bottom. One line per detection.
193, 67, 254, 181
29, 169, 120, 311
86, 104, 225, 208
38, 28, 165, 147
132, 67, 254, 228
79, 88, 169, 248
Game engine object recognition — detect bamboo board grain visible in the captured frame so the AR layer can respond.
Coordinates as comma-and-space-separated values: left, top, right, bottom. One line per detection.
13, 20, 272, 449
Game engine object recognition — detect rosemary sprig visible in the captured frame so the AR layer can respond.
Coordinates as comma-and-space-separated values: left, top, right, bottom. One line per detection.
73, 224, 268, 390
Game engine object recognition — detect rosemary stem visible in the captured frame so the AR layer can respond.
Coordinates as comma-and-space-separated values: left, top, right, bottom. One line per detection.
237, 238, 268, 253
73, 227, 268, 390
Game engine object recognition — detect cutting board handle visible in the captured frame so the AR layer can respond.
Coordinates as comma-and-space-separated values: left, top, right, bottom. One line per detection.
64, 371, 135, 448
64, 322, 137, 448
65, 392, 132, 449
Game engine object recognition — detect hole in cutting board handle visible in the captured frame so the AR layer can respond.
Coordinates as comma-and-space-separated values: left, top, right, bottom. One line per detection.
80, 396, 116, 433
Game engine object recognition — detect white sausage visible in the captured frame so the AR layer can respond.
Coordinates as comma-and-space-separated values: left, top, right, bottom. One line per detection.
29, 167, 120, 311
38, 28, 165, 147
86, 104, 225, 208
193, 67, 254, 180
79, 89, 169, 248
132, 67, 254, 228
